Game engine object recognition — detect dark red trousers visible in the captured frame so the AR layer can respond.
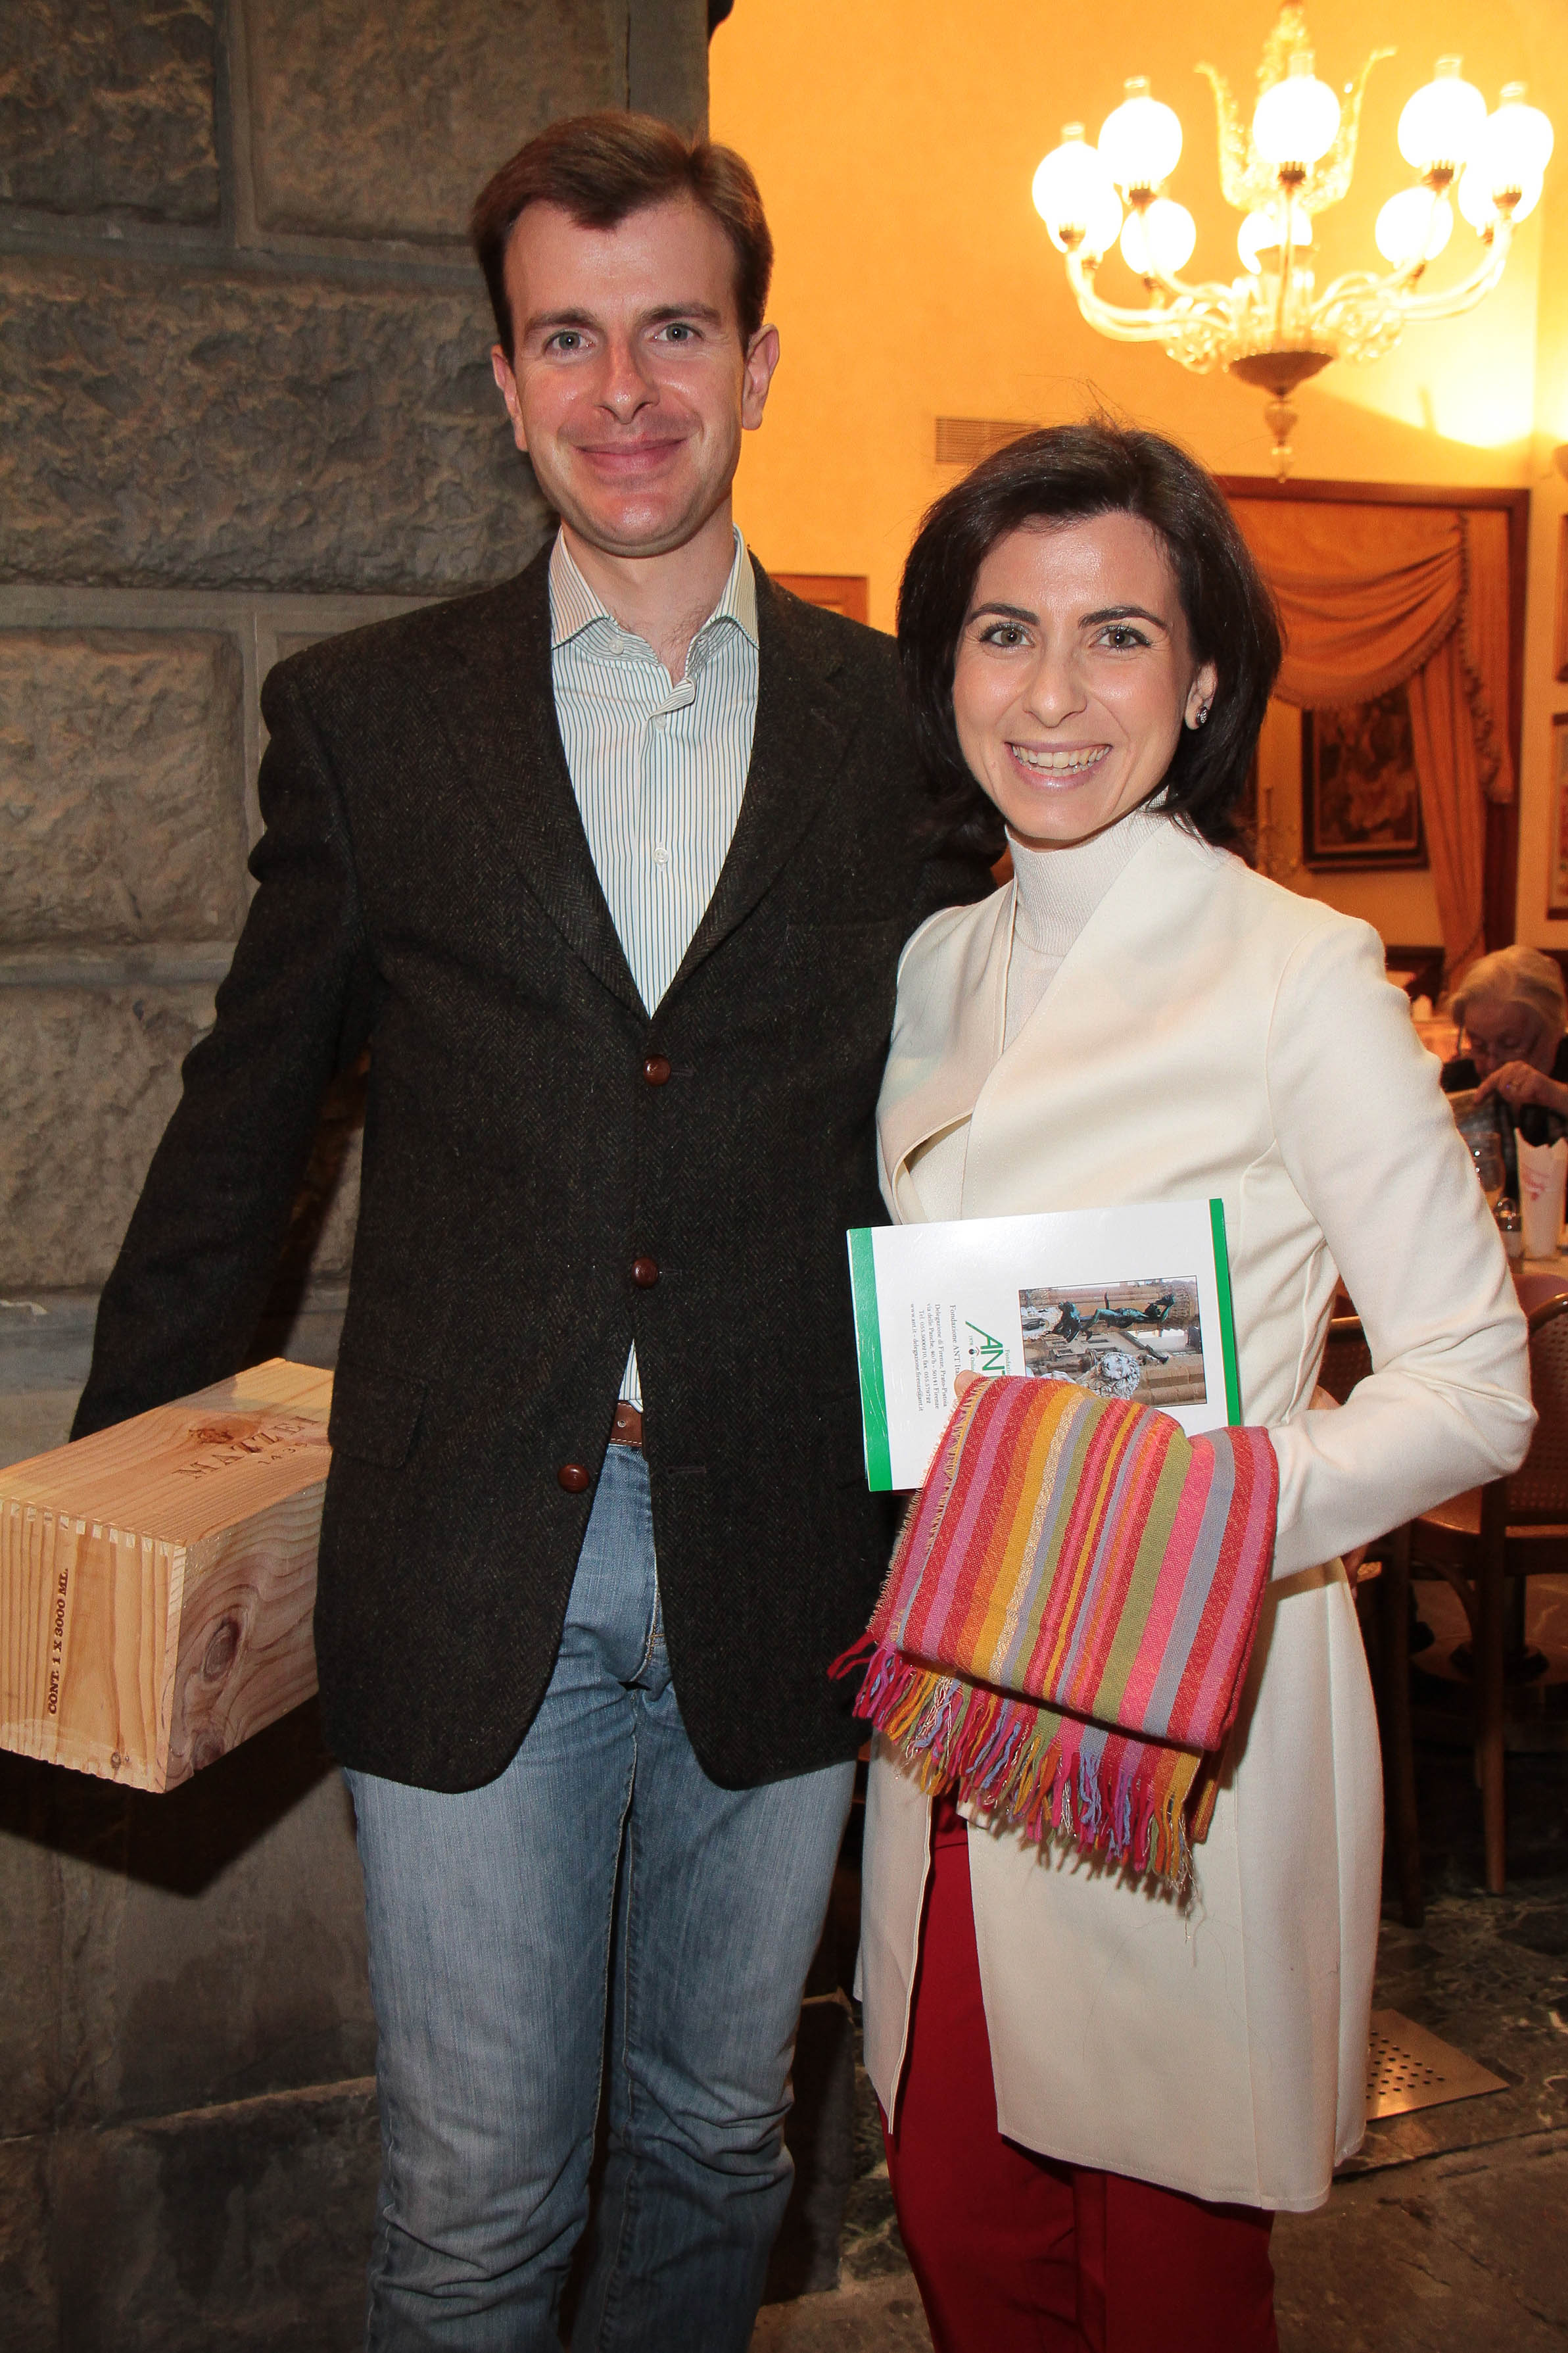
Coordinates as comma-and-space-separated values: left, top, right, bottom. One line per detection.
882, 1802, 1279, 2353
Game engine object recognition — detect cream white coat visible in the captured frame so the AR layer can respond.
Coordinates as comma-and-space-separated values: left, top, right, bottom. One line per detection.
861, 819, 1533, 2212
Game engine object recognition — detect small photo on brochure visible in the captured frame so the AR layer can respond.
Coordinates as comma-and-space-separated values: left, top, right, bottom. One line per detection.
1018, 1278, 1206, 1411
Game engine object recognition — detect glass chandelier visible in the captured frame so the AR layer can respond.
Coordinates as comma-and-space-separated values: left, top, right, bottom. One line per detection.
1032, 3, 1553, 475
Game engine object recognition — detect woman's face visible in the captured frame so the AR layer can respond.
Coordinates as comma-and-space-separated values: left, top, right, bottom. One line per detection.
1463, 995, 1557, 1077
951, 512, 1218, 852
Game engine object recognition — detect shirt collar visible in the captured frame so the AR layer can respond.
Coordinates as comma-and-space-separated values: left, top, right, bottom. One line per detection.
548, 525, 757, 654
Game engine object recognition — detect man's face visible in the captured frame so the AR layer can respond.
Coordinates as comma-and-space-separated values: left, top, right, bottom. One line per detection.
490, 196, 777, 560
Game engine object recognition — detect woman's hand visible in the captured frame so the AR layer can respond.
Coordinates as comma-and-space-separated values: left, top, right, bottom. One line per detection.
1477, 1059, 1568, 1120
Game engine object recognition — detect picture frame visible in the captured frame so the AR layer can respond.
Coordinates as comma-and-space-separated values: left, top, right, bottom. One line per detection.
1557, 517, 1568, 685
1548, 712, 1568, 918
1300, 689, 1428, 871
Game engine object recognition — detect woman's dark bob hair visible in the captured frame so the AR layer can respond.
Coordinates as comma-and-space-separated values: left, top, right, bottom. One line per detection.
897, 422, 1283, 861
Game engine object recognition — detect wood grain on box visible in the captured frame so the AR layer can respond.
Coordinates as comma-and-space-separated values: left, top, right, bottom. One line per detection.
1, 1359, 331, 1792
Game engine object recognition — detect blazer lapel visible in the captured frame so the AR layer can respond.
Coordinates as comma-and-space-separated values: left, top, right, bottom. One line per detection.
665, 565, 853, 998
428, 548, 642, 1014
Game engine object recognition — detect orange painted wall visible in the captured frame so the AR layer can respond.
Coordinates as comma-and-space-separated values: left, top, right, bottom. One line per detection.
710, 0, 1567, 959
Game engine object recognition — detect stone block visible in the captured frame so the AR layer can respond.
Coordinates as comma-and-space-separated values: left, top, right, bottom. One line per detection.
0, 1389, 83, 1467
0, 256, 550, 594
0, 2133, 57, 2353
0, 1755, 62, 2135
248, 0, 625, 241
629, 0, 709, 135
0, 983, 216, 1292
51, 2080, 379, 2350
51, 1701, 375, 2128
0, 629, 247, 949
0, 0, 219, 224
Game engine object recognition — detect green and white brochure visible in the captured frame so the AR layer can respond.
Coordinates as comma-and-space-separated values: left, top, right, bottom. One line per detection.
847, 1199, 1241, 1492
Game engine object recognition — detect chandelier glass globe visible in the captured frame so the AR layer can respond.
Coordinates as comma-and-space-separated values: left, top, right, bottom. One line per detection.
1120, 198, 1198, 278
1252, 54, 1341, 171
1468, 85, 1554, 203
1458, 159, 1544, 232
1375, 188, 1454, 268
1032, 128, 1124, 256
1236, 201, 1313, 274
1098, 77, 1183, 193
1397, 59, 1486, 176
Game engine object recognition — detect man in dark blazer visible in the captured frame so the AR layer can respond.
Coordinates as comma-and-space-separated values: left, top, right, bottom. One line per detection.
74, 112, 987, 2350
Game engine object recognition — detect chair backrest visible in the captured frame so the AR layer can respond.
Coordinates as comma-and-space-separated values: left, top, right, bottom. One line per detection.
1318, 1314, 1371, 1405
1506, 1296, 1568, 1521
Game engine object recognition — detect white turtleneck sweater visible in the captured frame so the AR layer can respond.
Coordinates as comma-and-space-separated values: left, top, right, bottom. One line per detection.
910, 802, 1171, 1218
1003, 801, 1170, 1046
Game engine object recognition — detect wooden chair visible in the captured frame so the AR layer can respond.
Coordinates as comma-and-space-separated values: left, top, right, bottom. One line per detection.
1388, 1293, 1568, 1896
1317, 1315, 1425, 1926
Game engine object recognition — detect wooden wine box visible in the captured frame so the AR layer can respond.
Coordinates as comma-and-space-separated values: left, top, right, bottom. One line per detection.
0, 1359, 332, 1793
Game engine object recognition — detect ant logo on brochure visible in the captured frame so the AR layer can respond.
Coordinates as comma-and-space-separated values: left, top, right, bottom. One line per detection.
964, 1321, 1010, 1376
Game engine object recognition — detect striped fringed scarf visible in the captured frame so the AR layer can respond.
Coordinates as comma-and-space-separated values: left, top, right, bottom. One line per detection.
843, 1377, 1279, 1889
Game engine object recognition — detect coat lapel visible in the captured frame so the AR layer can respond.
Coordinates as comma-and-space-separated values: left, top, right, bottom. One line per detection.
876, 885, 1013, 1211
427, 547, 643, 1015
665, 566, 853, 998
959, 825, 1234, 1219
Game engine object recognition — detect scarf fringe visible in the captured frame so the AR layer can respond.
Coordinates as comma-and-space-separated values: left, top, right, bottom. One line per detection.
855, 1643, 1196, 1892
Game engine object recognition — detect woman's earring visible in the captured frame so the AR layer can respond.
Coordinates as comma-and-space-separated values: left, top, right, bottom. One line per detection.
1189, 701, 1210, 729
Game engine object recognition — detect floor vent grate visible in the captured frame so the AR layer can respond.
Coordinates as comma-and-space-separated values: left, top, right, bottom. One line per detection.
1366, 2008, 1508, 2118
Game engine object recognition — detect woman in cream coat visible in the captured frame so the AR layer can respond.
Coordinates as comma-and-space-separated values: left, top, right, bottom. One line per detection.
860, 427, 1533, 2353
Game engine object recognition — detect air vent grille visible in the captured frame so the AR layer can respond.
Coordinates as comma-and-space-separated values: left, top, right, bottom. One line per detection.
934, 418, 1038, 468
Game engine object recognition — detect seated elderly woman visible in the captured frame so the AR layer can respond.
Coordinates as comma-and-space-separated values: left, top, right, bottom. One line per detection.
1442, 945, 1568, 1183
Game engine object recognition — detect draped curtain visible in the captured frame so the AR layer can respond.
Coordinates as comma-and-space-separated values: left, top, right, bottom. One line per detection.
1230, 501, 1514, 981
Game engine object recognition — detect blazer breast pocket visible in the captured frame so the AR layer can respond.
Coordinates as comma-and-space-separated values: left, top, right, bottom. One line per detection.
327, 1363, 427, 1470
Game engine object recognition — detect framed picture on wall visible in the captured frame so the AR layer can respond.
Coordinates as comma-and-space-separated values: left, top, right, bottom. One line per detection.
1556, 518, 1568, 684
1300, 688, 1428, 870
1548, 713, 1568, 917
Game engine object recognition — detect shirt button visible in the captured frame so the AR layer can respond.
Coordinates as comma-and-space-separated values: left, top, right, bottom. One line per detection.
632, 1256, 660, 1288
558, 1462, 591, 1493
643, 1055, 672, 1086
651, 844, 671, 869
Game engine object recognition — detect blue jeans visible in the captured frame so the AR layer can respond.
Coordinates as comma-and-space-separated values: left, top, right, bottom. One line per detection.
346, 1444, 855, 2351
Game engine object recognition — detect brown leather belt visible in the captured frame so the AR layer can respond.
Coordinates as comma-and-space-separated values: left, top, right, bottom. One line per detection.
609, 1401, 644, 1449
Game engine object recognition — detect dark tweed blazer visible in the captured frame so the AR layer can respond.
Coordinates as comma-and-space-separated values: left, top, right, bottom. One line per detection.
72, 546, 991, 1791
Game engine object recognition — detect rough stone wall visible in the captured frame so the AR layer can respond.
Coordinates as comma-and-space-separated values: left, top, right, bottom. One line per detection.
0, 6, 709, 2342
1, 0, 709, 1418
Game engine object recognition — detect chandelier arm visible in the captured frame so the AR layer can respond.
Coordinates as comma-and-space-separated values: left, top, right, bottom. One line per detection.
1393, 235, 1510, 323
1064, 253, 1207, 341
1138, 255, 1250, 311
1312, 237, 1509, 335
1311, 256, 1426, 313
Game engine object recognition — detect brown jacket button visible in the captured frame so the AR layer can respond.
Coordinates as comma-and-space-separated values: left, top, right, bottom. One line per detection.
558, 1462, 591, 1493
643, 1054, 671, 1086
632, 1255, 659, 1288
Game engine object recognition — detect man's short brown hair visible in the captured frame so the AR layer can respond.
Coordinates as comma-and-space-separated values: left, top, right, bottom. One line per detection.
471, 111, 773, 358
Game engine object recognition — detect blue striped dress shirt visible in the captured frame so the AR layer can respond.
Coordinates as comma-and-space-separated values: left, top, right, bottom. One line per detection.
549, 525, 761, 1411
